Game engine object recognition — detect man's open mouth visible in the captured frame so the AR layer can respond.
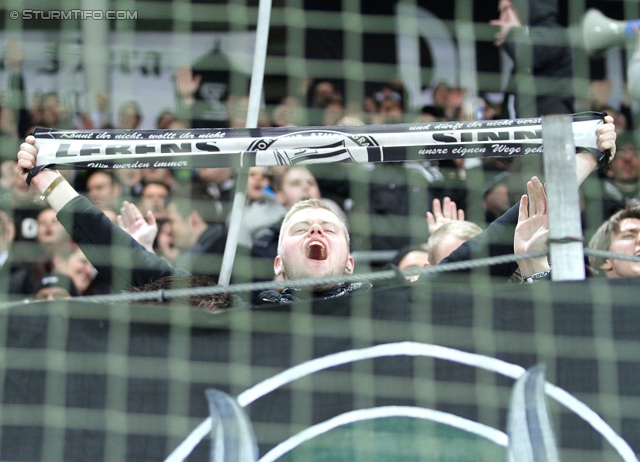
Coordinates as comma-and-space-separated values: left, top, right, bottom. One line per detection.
306, 241, 327, 260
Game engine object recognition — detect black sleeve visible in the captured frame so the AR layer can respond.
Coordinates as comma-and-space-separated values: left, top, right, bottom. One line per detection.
438, 201, 520, 278
57, 195, 189, 292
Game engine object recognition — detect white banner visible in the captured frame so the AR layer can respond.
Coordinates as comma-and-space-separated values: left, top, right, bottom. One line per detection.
32, 113, 604, 170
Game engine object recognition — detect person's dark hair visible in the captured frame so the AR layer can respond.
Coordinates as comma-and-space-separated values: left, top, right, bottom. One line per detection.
271, 165, 312, 193
168, 194, 222, 224
390, 245, 428, 268
420, 105, 445, 119
86, 169, 120, 187
141, 180, 172, 196
128, 274, 233, 313
588, 199, 640, 271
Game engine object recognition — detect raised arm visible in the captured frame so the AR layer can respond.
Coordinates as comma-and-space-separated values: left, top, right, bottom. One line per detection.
17, 136, 188, 291
513, 176, 550, 279
437, 115, 617, 277
427, 196, 465, 234
17, 136, 79, 211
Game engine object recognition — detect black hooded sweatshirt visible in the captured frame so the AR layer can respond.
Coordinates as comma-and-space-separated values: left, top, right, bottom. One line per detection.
500, 0, 574, 118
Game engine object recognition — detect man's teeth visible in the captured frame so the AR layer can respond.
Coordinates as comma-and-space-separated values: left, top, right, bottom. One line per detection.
306, 242, 326, 260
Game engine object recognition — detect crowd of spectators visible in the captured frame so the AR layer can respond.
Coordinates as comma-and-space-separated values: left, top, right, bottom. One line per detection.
0, 22, 637, 303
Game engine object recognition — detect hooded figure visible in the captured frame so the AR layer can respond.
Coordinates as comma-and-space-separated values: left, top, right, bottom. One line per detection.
494, 0, 574, 119
491, 0, 575, 204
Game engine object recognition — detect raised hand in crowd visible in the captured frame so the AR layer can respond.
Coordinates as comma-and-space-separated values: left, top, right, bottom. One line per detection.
489, 0, 521, 46
427, 196, 465, 234
175, 65, 202, 106
117, 201, 158, 253
514, 176, 550, 279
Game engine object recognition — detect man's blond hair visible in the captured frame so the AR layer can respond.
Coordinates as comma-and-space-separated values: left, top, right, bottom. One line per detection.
427, 221, 483, 264
277, 198, 350, 254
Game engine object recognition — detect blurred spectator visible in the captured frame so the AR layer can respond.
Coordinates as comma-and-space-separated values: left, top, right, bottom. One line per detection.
378, 98, 404, 124
322, 98, 344, 126
139, 181, 170, 221
491, 0, 575, 211
482, 170, 511, 223
431, 82, 450, 112
141, 168, 174, 191
490, 0, 573, 118
308, 81, 337, 109
156, 219, 181, 264
174, 65, 204, 127
8, 206, 73, 294
444, 87, 465, 121
39, 92, 76, 129
115, 169, 144, 200
226, 95, 270, 128
373, 81, 405, 111
27, 92, 43, 129
118, 101, 142, 129
2, 40, 31, 138
191, 167, 236, 224
363, 96, 379, 121
174, 53, 234, 129
51, 242, 99, 295
390, 245, 431, 282
235, 167, 286, 249
598, 131, 640, 220
273, 166, 322, 210
85, 170, 122, 213
307, 80, 342, 126
37, 207, 68, 249
156, 110, 176, 130
348, 162, 433, 258
32, 272, 78, 300
417, 105, 445, 123
271, 96, 303, 127
167, 196, 228, 279
0, 105, 18, 140
0, 209, 17, 292
94, 93, 112, 129
0, 160, 40, 260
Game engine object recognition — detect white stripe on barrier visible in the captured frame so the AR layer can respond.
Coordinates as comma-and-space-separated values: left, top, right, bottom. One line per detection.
164, 341, 637, 462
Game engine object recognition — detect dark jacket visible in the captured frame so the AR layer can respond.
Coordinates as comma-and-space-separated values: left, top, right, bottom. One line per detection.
500, 0, 573, 118
57, 196, 189, 293
437, 201, 520, 278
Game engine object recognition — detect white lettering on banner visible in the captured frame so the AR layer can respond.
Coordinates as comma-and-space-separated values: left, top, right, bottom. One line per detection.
419, 148, 449, 155
492, 144, 521, 155
32, 116, 602, 168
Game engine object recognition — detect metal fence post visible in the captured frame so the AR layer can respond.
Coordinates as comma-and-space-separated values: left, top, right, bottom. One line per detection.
542, 114, 586, 281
